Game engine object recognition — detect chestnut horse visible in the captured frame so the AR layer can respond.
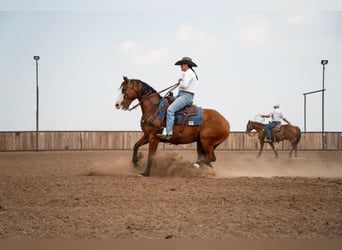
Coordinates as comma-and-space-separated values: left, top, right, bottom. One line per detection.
115, 76, 230, 176
245, 120, 301, 158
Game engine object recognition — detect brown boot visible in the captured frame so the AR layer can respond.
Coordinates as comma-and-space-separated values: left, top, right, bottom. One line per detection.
156, 134, 172, 141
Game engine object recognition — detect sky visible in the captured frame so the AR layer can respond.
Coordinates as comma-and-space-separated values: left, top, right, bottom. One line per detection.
0, 0, 342, 132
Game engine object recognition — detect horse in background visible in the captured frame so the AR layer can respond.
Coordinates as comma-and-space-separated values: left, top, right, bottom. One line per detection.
115, 76, 230, 176
245, 120, 301, 158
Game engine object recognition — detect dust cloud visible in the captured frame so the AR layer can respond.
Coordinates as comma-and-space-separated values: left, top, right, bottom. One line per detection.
85, 152, 142, 176
150, 151, 215, 178
214, 151, 342, 178
85, 151, 215, 178
84, 150, 342, 178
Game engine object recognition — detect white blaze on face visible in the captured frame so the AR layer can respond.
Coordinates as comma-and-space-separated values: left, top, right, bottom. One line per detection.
115, 88, 124, 109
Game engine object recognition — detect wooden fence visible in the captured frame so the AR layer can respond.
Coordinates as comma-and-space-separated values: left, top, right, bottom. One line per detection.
0, 131, 341, 151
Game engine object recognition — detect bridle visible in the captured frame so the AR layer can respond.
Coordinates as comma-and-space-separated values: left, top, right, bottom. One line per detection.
246, 121, 266, 139
246, 120, 261, 137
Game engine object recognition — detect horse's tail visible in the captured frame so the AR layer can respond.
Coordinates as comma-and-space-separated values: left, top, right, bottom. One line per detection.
294, 126, 301, 145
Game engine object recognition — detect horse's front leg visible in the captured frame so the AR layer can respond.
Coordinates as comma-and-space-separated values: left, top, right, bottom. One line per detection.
140, 137, 159, 177
132, 134, 149, 167
257, 139, 265, 158
269, 142, 278, 158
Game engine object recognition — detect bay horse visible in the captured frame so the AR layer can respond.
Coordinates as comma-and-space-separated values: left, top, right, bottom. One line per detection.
245, 120, 301, 158
115, 76, 230, 176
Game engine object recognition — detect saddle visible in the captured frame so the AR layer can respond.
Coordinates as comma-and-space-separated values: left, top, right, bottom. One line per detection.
272, 123, 282, 132
175, 104, 198, 117
158, 93, 203, 142
159, 93, 202, 125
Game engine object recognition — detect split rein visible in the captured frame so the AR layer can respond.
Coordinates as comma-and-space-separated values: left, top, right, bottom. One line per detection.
127, 82, 179, 111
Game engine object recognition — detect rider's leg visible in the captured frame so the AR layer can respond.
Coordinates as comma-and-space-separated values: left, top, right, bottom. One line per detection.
265, 123, 272, 141
266, 121, 279, 141
166, 92, 193, 136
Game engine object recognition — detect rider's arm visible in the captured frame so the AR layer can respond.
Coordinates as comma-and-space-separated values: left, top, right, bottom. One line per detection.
283, 117, 290, 124
179, 71, 192, 89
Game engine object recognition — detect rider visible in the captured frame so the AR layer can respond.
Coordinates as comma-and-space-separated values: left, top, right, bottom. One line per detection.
157, 57, 199, 141
261, 104, 290, 143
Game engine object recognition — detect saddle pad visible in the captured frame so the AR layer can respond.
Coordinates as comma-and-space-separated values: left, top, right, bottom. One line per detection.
158, 98, 168, 120
174, 107, 203, 126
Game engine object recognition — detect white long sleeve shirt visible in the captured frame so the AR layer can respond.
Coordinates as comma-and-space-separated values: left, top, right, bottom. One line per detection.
179, 68, 198, 94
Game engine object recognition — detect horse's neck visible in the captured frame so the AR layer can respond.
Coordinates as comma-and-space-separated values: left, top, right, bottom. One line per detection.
254, 122, 265, 132
133, 80, 159, 114
138, 94, 160, 114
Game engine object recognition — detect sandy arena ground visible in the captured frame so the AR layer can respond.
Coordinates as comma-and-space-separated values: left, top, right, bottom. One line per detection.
0, 150, 341, 239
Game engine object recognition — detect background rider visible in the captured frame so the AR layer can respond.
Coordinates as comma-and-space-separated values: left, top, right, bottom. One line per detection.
261, 104, 290, 143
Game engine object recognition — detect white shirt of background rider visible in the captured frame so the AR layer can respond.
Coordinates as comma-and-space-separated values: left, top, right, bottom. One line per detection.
269, 109, 284, 122
179, 68, 197, 94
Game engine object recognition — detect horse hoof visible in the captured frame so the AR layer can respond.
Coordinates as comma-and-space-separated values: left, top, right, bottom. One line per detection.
193, 163, 200, 168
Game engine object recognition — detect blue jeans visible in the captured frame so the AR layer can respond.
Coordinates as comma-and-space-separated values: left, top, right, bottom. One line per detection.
265, 121, 280, 141
166, 90, 194, 135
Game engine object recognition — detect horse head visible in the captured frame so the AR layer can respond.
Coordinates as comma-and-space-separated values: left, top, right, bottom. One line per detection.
115, 76, 158, 111
115, 76, 140, 110
245, 120, 254, 134
245, 120, 263, 137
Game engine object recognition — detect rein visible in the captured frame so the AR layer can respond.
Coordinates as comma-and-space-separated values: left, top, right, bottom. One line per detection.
127, 82, 179, 111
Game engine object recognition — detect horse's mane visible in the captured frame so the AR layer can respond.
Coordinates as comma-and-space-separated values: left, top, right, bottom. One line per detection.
134, 79, 157, 94
120, 79, 157, 95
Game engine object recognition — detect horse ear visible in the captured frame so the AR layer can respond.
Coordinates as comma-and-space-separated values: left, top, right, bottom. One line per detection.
123, 76, 129, 83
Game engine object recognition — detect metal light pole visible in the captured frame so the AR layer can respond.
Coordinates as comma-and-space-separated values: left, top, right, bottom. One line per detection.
34, 56, 40, 151
321, 59, 328, 150
303, 89, 325, 132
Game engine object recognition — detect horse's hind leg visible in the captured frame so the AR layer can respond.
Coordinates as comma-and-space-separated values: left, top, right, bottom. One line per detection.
289, 143, 298, 158
289, 146, 294, 158
133, 134, 148, 167
209, 144, 219, 163
197, 139, 216, 167
206, 145, 219, 168
196, 139, 205, 162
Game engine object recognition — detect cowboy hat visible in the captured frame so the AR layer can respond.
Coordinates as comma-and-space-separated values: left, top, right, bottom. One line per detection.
174, 57, 197, 67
